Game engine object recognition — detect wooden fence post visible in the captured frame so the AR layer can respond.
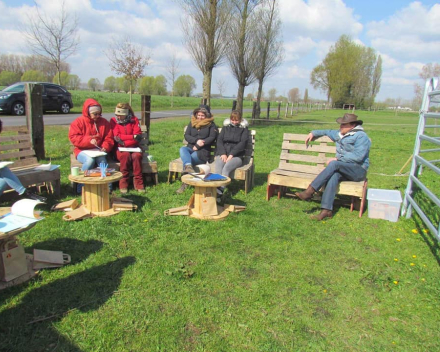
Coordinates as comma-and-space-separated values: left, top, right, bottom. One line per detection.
285, 103, 288, 118
277, 102, 281, 119
141, 95, 151, 135
25, 83, 45, 160
252, 102, 257, 120
266, 102, 271, 120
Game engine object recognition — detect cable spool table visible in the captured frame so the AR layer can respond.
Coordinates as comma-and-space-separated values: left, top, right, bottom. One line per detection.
165, 174, 245, 220
68, 172, 122, 216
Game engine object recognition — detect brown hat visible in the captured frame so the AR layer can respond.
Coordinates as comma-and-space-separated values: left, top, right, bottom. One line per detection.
336, 113, 363, 125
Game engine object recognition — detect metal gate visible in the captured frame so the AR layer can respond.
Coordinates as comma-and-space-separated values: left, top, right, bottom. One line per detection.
401, 77, 440, 240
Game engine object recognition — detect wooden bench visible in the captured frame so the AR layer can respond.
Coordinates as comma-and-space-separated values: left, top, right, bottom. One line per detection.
70, 126, 158, 188
266, 133, 367, 217
0, 126, 61, 197
168, 127, 256, 194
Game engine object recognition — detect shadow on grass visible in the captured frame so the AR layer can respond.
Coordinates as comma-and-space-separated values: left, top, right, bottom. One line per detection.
0, 256, 136, 352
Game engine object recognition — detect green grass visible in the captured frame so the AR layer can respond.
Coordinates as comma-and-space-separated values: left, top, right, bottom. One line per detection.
1, 109, 440, 351
70, 91, 256, 114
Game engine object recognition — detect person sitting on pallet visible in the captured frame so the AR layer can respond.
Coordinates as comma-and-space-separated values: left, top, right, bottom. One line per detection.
110, 103, 145, 194
295, 113, 371, 221
0, 120, 46, 202
214, 110, 249, 200
176, 105, 218, 194
69, 98, 114, 193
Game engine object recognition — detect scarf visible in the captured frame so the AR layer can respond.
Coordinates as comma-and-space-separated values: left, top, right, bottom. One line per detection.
191, 116, 214, 130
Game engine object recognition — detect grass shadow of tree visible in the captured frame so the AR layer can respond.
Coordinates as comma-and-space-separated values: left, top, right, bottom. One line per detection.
0, 256, 136, 351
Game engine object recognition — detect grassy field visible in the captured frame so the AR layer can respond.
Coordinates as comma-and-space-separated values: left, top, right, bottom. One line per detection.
69, 91, 256, 113
0, 109, 439, 351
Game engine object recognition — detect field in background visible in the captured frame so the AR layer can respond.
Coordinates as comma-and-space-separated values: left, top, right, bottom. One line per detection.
1, 109, 439, 351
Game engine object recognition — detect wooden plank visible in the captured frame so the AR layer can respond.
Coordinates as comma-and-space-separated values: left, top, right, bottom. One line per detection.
2, 126, 28, 133
0, 135, 31, 143
277, 162, 325, 174
0, 150, 36, 160
0, 142, 33, 152
283, 133, 333, 143
281, 141, 336, 154
280, 151, 328, 164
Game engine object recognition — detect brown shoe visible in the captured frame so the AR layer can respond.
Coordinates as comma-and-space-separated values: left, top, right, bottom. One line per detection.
295, 185, 315, 201
183, 164, 195, 173
176, 183, 188, 194
311, 209, 333, 221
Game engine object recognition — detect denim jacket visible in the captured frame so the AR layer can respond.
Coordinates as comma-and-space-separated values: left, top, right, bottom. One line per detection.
312, 126, 371, 170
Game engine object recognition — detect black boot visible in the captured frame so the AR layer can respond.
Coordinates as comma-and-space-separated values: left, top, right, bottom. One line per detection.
24, 190, 47, 202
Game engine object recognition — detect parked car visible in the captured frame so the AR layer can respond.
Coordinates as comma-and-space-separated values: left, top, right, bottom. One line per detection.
0, 82, 74, 115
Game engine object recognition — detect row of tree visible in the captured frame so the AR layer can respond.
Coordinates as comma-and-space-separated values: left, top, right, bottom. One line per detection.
180, 0, 283, 116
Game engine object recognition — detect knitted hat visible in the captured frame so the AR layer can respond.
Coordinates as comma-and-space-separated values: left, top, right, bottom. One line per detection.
115, 107, 129, 116
89, 105, 101, 115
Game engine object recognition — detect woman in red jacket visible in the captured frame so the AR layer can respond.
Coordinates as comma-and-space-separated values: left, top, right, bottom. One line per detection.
110, 103, 145, 193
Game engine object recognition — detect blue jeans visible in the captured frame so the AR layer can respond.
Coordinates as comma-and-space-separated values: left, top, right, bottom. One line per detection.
76, 152, 107, 171
0, 167, 26, 195
311, 161, 367, 210
76, 152, 110, 193
179, 146, 203, 170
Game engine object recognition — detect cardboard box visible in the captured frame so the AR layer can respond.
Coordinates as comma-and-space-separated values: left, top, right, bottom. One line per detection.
367, 188, 402, 222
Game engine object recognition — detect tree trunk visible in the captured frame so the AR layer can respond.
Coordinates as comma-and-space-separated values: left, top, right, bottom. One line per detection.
236, 83, 246, 115
129, 81, 133, 106
255, 79, 263, 119
202, 70, 212, 107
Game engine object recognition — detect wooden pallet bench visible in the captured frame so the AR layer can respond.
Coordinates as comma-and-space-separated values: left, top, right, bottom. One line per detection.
0, 125, 61, 197
266, 133, 367, 217
70, 126, 158, 188
168, 127, 256, 194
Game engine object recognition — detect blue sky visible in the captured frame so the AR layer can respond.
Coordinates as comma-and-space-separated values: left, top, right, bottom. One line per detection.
0, 0, 439, 104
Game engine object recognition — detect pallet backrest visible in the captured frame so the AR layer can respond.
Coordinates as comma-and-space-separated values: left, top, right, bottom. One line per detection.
279, 133, 336, 175
0, 126, 38, 168
182, 126, 255, 163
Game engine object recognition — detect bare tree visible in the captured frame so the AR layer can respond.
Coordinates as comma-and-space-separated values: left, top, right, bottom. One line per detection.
24, 0, 79, 85
180, 0, 232, 107
288, 88, 300, 102
166, 53, 180, 108
105, 36, 151, 105
227, 0, 262, 115
254, 0, 283, 118
413, 62, 440, 106
216, 78, 227, 97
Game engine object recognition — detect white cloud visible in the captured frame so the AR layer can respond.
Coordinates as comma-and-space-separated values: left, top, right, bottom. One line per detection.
367, 2, 440, 61
279, 0, 362, 40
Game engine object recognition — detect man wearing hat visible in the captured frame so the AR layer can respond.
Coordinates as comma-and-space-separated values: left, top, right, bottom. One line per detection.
295, 113, 371, 220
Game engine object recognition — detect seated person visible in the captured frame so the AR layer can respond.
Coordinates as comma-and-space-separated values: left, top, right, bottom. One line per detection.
68, 99, 114, 192
214, 110, 249, 197
295, 113, 371, 221
176, 105, 218, 194
0, 121, 46, 202
110, 103, 145, 193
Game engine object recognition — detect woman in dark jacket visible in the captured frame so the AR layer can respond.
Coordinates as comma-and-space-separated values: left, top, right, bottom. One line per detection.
214, 110, 248, 196
176, 105, 218, 194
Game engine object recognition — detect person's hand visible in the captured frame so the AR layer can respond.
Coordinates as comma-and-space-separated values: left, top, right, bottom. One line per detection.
114, 136, 125, 146
326, 157, 337, 165
193, 146, 198, 151
226, 155, 233, 163
90, 138, 97, 147
305, 133, 314, 147
196, 139, 205, 147
101, 148, 107, 153
221, 154, 228, 162
134, 134, 142, 142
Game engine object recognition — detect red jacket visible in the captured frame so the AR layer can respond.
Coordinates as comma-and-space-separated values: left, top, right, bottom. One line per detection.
69, 98, 114, 157
110, 116, 142, 148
